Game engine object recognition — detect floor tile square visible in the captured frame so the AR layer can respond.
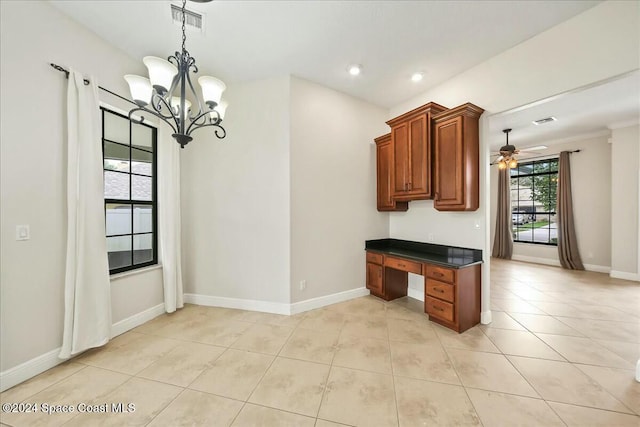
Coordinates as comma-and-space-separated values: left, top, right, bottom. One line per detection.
446, 348, 538, 397
148, 389, 242, 427
483, 328, 564, 360
318, 366, 397, 426
395, 376, 480, 426
230, 323, 294, 355
63, 377, 182, 426
466, 388, 564, 427
333, 335, 391, 374
507, 355, 631, 413
547, 401, 640, 426
279, 327, 339, 365
136, 342, 225, 387
189, 348, 274, 401
249, 357, 329, 417
390, 340, 460, 385
231, 403, 315, 426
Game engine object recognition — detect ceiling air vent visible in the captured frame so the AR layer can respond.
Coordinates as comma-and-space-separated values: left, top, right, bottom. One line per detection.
532, 116, 557, 125
171, 4, 204, 33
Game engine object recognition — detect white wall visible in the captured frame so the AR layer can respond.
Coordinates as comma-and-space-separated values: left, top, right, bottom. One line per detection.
489, 134, 612, 270
387, 0, 639, 314
180, 76, 291, 304
0, 1, 163, 373
611, 125, 640, 279
289, 77, 389, 303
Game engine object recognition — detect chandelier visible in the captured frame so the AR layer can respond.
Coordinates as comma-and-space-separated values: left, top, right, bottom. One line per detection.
497, 128, 518, 170
124, 0, 227, 148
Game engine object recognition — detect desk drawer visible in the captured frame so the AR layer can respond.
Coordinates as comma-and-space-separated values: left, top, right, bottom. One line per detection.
366, 252, 384, 265
426, 279, 455, 303
384, 256, 422, 274
425, 265, 455, 283
425, 296, 454, 322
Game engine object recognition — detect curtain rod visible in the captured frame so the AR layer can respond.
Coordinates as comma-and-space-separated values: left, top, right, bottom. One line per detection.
50, 63, 137, 107
490, 149, 581, 166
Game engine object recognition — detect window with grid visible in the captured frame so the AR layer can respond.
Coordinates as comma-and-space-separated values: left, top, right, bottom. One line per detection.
102, 107, 157, 274
510, 158, 558, 246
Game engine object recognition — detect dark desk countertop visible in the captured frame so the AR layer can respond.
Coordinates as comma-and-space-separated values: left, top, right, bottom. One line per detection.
365, 238, 482, 269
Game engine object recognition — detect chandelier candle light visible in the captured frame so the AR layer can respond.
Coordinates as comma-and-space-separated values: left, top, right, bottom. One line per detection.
124, 0, 227, 148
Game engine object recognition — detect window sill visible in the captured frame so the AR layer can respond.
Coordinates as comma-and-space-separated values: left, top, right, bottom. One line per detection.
110, 264, 162, 281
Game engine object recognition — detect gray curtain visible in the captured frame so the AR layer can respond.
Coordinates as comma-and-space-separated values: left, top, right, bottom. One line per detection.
492, 167, 513, 259
557, 151, 584, 270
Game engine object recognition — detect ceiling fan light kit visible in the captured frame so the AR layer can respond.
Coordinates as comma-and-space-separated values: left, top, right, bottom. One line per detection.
124, 0, 226, 148
496, 128, 519, 169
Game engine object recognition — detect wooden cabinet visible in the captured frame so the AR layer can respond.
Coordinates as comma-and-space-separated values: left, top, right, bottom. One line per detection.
424, 263, 481, 333
432, 103, 484, 211
386, 103, 447, 201
366, 261, 383, 296
374, 134, 408, 212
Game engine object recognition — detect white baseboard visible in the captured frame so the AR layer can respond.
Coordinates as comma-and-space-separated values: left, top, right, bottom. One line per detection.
481, 310, 492, 325
111, 303, 165, 338
610, 270, 640, 282
407, 287, 425, 302
0, 347, 63, 393
184, 294, 290, 315
290, 287, 369, 315
511, 255, 610, 274
583, 263, 611, 274
1, 303, 166, 393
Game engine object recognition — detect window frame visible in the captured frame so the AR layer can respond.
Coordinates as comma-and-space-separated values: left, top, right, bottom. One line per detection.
101, 107, 158, 274
510, 158, 558, 247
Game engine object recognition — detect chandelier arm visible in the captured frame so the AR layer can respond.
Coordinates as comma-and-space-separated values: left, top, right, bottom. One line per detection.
186, 109, 219, 134
187, 121, 226, 140
151, 92, 182, 130
184, 64, 206, 119
128, 106, 179, 135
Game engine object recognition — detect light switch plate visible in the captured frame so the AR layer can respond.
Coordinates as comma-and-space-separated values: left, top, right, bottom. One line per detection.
16, 225, 30, 241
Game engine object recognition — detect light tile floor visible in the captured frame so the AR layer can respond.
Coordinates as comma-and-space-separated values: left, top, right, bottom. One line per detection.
1, 259, 639, 426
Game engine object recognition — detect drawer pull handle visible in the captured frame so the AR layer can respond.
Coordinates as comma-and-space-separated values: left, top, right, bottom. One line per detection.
435, 307, 444, 312
434, 272, 443, 277
398, 263, 405, 267
433, 287, 444, 293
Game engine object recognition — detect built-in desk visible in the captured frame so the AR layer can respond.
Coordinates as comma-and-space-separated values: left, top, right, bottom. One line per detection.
365, 239, 482, 333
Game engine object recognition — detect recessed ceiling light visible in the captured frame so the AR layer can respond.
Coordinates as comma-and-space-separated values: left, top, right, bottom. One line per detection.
532, 116, 557, 125
348, 64, 362, 76
411, 72, 424, 82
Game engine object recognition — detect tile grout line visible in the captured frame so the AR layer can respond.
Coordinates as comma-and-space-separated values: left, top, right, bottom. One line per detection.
385, 301, 402, 427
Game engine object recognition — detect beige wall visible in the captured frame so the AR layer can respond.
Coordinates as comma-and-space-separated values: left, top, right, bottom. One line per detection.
181, 76, 291, 303
489, 134, 612, 270
0, 1, 163, 372
611, 125, 640, 278
289, 77, 389, 303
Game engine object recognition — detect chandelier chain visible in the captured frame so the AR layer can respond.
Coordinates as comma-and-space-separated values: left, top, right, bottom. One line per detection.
181, 0, 187, 53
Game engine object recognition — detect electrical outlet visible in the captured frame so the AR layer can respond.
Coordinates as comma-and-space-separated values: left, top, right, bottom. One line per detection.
299, 280, 307, 291
428, 233, 435, 242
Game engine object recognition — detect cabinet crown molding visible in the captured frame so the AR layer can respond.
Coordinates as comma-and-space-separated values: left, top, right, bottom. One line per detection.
386, 102, 448, 127
433, 102, 484, 122
374, 133, 391, 145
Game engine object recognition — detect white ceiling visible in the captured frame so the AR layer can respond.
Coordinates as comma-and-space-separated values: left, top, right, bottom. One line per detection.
489, 70, 640, 153
50, 0, 600, 108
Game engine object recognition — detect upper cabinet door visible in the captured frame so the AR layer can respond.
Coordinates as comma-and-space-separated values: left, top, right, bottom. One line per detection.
434, 116, 464, 207
433, 103, 484, 211
392, 123, 409, 195
408, 114, 429, 196
375, 133, 408, 212
387, 102, 447, 202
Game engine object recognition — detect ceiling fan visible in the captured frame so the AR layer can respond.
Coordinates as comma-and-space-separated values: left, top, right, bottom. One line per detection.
491, 128, 546, 169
